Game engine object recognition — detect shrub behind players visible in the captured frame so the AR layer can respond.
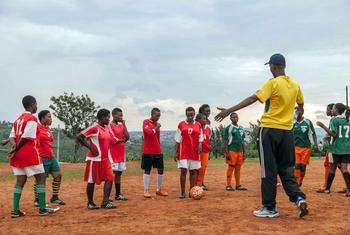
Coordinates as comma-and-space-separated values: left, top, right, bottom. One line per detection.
293, 106, 318, 186
197, 104, 211, 190
34, 110, 65, 207
141, 108, 168, 198
108, 108, 129, 201
175, 107, 203, 199
76, 109, 116, 209
223, 113, 247, 191
316, 103, 350, 196
8, 95, 58, 217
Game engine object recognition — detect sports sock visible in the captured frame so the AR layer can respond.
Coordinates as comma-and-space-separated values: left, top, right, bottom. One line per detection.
226, 166, 234, 186
52, 180, 61, 198
235, 165, 241, 186
143, 174, 150, 191
36, 184, 46, 210
157, 174, 163, 191
342, 172, 350, 190
115, 183, 121, 196
13, 184, 23, 210
326, 173, 335, 190
33, 183, 38, 200
299, 170, 306, 186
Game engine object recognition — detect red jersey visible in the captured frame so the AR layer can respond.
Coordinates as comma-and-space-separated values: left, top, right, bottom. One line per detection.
175, 121, 203, 160
108, 122, 126, 163
81, 123, 111, 162
142, 119, 162, 155
10, 112, 41, 167
202, 124, 211, 153
37, 124, 54, 158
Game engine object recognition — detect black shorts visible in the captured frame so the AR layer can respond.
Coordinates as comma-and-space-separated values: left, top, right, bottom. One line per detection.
141, 154, 164, 171
332, 154, 350, 164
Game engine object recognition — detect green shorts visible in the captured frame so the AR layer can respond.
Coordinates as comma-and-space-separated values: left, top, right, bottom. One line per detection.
42, 157, 61, 176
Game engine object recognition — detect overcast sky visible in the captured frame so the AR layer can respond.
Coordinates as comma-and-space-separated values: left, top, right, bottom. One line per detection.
0, 0, 349, 130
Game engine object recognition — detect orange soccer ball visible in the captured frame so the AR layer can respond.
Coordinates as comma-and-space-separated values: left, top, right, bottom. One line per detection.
190, 186, 205, 200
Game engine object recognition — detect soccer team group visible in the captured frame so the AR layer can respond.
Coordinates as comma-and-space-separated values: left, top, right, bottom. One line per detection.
4, 53, 350, 219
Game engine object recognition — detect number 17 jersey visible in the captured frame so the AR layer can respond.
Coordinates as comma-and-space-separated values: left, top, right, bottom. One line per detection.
330, 115, 350, 154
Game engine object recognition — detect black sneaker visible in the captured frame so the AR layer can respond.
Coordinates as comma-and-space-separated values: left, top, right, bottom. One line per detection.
115, 195, 128, 201
87, 203, 99, 210
296, 199, 309, 218
179, 192, 186, 199
101, 201, 117, 209
51, 197, 66, 205
11, 210, 26, 218
39, 207, 60, 216
201, 184, 209, 191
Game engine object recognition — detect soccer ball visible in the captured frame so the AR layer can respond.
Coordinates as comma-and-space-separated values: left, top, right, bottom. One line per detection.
190, 186, 204, 200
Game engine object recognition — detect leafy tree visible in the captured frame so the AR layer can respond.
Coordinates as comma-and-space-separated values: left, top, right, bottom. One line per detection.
50, 92, 100, 162
210, 124, 225, 158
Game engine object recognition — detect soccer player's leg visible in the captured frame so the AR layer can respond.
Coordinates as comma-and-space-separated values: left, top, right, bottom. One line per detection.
225, 151, 236, 191
197, 152, 209, 190
189, 160, 201, 197
155, 155, 168, 196
178, 159, 189, 199
141, 155, 153, 198
85, 160, 99, 209
235, 152, 247, 191
11, 171, 27, 218
113, 162, 128, 201
294, 147, 302, 186
317, 151, 331, 192
101, 160, 117, 209
298, 148, 311, 187
49, 157, 66, 205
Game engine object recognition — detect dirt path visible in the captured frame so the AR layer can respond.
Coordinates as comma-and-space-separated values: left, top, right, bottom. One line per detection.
0, 159, 349, 235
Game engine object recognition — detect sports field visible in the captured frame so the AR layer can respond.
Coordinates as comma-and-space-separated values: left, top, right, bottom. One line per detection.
0, 158, 349, 235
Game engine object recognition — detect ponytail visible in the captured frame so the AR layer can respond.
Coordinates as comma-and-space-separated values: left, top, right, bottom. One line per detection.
346, 105, 350, 121
334, 103, 350, 121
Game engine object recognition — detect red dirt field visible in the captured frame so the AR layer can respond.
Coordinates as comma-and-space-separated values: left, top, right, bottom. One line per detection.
0, 159, 349, 235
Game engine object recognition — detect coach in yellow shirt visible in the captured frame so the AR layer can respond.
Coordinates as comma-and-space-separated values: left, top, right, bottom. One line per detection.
215, 53, 308, 219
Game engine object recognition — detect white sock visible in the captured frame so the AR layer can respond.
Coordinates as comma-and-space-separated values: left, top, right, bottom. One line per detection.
143, 174, 150, 192
157, 174, 163, 191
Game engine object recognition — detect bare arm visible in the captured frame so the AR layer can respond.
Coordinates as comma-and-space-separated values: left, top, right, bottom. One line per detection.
316, 122, 336, 138
123, 121, 130, 142
76, 133, 98, 155
215, 94, 258, 122
174, 143, 179, 162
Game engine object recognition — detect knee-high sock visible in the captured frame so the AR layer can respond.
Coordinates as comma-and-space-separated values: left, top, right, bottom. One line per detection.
115, 183, 121, 196
226, 166, 234, 186
157, 174, 163, 191
52, 180, 61, 197
326, 173, 335, 190
13, 184, 23, 210
36, 184, 46, 210
143, 174, 150, 191
342, 172, 350, 190
33, 183, 38, 199
235, 165, 241, 186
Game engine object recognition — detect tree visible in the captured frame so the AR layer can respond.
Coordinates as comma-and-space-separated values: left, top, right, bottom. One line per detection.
210, 124, 225, 158
50, 92, 100, 162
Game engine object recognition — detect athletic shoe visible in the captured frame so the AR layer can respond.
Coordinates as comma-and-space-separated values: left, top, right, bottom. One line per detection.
34, 199, 48, 208
226, 186, 235, 191
156, 189, 169, 196
236, 185, 248, 191
344, 191, 350, 197
144, 191, 152, 198
115, 195, 128, 201
296, 199, 309, 218
179, 192, 186, 199
39, 207, 60, 216
101, 202, 117, 209
316, 188, 330, 194
201, 184, 209, 191
50, 197, 66, 205
337, 188, 348, 194
253, 207, 279, 218
11, 210, 26, 218
87, 203, 99, 210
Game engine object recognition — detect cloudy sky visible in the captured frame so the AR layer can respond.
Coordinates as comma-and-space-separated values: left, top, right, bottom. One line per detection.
0, 0, 349, 130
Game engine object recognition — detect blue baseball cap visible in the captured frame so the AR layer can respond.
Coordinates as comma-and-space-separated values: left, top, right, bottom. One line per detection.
264, 53, 286, 66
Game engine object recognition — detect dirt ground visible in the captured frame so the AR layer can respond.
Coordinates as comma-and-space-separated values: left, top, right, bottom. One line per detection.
0, 159, 349, 235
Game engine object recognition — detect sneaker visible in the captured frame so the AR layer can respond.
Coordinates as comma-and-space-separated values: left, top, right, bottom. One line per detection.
156, 189, 169, 196
253, 207, 279, 218
115, 195, 128, 201
296, 199, 309, 218
101, 202, 117, 209
236, 185, 248, 191
87, 202, 99, 210
345, 191, 350, 197
39, 207, 60, 216
179, 192, 186, 199
337, 188, 348, 194
144, 191, 152, 198
201, 184, 209, 191
51, 197, 66, 205
34, 198, 39, 208
226, 186, 235, 191
11, 210, 26, 218
316, 188, 325, 193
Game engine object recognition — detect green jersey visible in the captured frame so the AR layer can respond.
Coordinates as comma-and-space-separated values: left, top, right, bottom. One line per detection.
330, 115, 350, 154
223, 124, 245, 152
293, 119, 315, 148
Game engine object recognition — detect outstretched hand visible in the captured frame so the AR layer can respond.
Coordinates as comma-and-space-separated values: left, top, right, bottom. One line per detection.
214, 107, 230, 122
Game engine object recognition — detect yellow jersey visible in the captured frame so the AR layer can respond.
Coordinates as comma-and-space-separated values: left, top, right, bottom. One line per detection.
255, 75, 304, 130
